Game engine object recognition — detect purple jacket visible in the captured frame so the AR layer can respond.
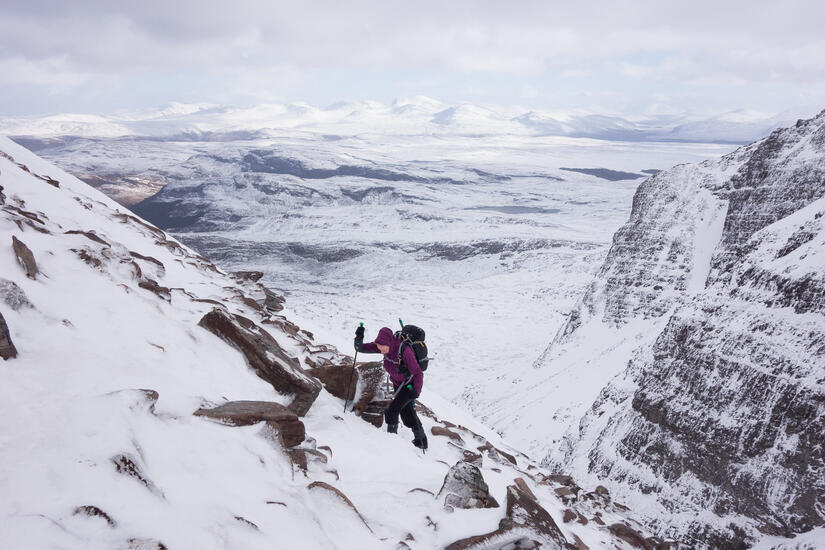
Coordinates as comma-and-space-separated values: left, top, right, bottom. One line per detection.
359, 327, 423, 395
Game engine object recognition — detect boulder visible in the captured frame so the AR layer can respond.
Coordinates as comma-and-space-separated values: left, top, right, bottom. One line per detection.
194, 400, 305, 447
263, 288, 285, 312
0, 312, 17, 360
445, 483, 574, 550
359, 399, 390, 428
307, 363, 357, 402
307, 359, 385, 419
232, 270, 264, 282
198, 309, 321, 416
12, 236, 38, 279
437, 461, 499, 510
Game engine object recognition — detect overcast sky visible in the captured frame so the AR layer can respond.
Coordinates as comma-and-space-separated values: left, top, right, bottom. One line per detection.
2, 0, 824, 117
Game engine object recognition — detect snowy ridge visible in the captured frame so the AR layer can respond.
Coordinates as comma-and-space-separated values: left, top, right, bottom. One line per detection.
0, 100, 813, 144
1, 136, 671, 549
529, 111, 825, 548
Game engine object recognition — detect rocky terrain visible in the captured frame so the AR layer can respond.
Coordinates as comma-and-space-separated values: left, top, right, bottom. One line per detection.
539, 111, 825, 548
1, 136, 678, 549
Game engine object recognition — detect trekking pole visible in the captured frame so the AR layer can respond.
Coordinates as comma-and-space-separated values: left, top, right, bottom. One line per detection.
343, 323, 363, 413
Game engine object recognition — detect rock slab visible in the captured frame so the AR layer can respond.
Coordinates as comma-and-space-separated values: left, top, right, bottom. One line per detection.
194, 400, 305, 447
198, 309, 321, 416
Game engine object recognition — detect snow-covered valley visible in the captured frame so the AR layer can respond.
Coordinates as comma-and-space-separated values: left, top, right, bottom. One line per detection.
16, 127, 733, 455
3, 102, 824, 549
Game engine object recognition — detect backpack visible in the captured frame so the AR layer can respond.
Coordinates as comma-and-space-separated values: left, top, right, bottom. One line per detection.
395, 324, 430, 373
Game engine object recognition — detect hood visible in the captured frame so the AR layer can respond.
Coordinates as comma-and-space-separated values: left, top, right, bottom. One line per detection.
374, 327, 395, 347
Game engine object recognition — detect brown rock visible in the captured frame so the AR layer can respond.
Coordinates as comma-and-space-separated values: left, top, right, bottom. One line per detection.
288, 448, 308, 471
608, 523, 655, 549
194, 400, 298, 424
554, 486, 577, 504
513, 478, 537, 500
0, 312, 18, 360
12, 236, 38, 279
563, 508, 577, 523
445, 483, 574, 550
432, 425, 463, 442
194, 400, 305, 447
130, 251, 165, 269
476, 442, 517, 466
571, 534, 590, 550
138, 279, 171, 302
351, 361, 386, 412
307, 363, 357, 402
198, 309, 321, 416
359, 399, 389, 428
307, 481, 373, 532
263, 288, 285, 311
232, 271, 264, 282
545, 474, 575, 486
65, 230, 110, 246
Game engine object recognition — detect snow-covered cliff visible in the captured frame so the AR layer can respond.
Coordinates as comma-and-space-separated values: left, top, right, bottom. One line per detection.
541, 111, 825, 548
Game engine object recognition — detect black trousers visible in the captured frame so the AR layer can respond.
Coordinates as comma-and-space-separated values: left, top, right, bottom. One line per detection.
384, 385, 421, 429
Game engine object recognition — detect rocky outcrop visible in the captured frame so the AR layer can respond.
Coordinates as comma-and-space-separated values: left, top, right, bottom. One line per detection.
0, 312, 17, 360
12, 235, 38, 279
445, 482, 573, 550
231, 270, 264, 282
198, 309, 321, 416
194, 400, 305, 447
306, 360, 385, 416
548, 110, 825, 547
437, 461, 499, 510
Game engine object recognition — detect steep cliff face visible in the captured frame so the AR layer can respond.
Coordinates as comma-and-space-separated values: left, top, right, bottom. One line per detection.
547, 111, 825, 548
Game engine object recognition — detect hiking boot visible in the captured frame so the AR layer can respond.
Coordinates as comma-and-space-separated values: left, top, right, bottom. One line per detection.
412, 425, 428, 450
387, 423, 398, 434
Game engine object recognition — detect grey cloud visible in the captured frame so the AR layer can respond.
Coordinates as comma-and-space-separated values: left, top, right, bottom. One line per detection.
1, 0, 824, 114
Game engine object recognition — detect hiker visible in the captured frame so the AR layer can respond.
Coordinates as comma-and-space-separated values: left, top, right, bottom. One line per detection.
355, 325, 428, 450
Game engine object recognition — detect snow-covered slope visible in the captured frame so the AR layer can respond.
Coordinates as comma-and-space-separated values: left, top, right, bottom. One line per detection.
526, 111, 825, 548
1, 136, 675, 549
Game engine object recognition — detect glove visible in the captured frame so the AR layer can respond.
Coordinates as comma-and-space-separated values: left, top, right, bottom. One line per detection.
354, 323, 365, 352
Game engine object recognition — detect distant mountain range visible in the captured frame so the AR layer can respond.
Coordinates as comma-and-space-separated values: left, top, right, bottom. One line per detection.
1, 98, 818, 144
